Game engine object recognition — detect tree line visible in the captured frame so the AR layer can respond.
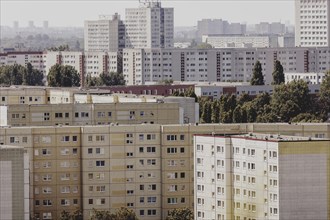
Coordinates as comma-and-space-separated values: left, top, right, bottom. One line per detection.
58, 207, 193, 220
0, 63, 125, 87
196, 73, 330, 123
0, 63, 44, 86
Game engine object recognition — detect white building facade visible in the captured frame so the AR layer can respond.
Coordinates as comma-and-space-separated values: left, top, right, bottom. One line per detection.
194, 134, 330, 220
125, 0, 174, 49
295, 0, 330, 46
123, 47, 330, 85
84, 14, 125, 52
285, 72, 326, 84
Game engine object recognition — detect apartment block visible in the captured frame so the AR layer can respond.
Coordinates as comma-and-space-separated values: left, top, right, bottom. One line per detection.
197, 19, 246, 40
0, 145, 30, 220
2, 102, 182, 127
84, 13, 125, 52
285, 72, 325, 84
125, 0, 174, 48
123, 47, 330, 85
194, 134, 330, 220
295, 0, 330, 46
0, 51, 122, 83
0, 51, 45, 74
203, 35, 278, 48
1, 123, 330, 219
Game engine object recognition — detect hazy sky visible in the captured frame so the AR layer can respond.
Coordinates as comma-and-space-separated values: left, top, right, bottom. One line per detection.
0, 0, 295, 27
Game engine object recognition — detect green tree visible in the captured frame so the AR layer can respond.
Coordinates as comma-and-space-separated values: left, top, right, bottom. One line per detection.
211, 99, 220, 123
271, 80, 311, 122
166, 207, 193, 220
0, 64, 25, 85
291, 113, 321, 123
113, 207, 139, 220
23, 63, 44, 86
98, 72, 125, 86
184, 87, 198, 102
90, 209, 112, 220
60, 210, 72, 220
272, 60, 285, 85
232, 105, 243, 123
250, 60, 264, 85
237, 93, 252, 106
47, 64, 80, 87
201, 101, 212, 123
219, 94, 236, 123
319, 70, 330, 117
197, 43, 213, 49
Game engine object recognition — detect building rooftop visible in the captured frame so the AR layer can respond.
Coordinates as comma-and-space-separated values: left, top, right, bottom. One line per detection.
196, 132, 329, 142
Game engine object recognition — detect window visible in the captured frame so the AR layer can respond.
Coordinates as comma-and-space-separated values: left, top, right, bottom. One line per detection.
42, 174, 52, 181
22, 137, 28, 143
61, 186, 70, 193
43, 162, 52, 168
88, 136, 93, 141
61, 148, 70, 155
168, 198, 177, 204
42, 187, 52, 194
96, 135, 105, 142
61, 199, 70, 206
9, 136, 19, 143
140, 210, 144, 216
88, 199, 93, 205
88, 148, 93, 154
180, 147, 185, 153
147, 147, 156, 152
43, 200, 52, 206
147, 196, 156, 203
81, 112, 89, 117
61, 173, 70, 181
147, 209, 156, 216
96, 148, 104, 154
167, 135, 177, 141
148, 184, 156, 191
147, 159, 156, 165
167, 147, 177, 154
42, 149, 51, 156
96, 160, 105, 167
72, 136, 78, 142
96, 186, 106, 192
61, 136, 70, 142
127, 190, 134, 195
139, 147, 144, 153
72, 148, 78, 155
55, 113, 63, 118
43, 212, 52, 220
147, 134, 156, 140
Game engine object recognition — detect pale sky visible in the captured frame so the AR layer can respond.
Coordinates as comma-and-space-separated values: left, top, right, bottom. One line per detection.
0, 0, 295, 27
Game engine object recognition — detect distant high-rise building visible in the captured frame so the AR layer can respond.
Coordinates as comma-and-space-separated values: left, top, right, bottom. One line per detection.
28, 21, 34, 28
84, 13, 125, 52
295, 0, 330, 47
43, 20, 49, 29
13, 21, 19, 29
197, 19, 246, 40
255, 22, 286, 35
125, 0, 174, 48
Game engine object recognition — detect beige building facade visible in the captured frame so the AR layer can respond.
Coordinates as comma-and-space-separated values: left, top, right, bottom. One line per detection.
1, 123, 330, 219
